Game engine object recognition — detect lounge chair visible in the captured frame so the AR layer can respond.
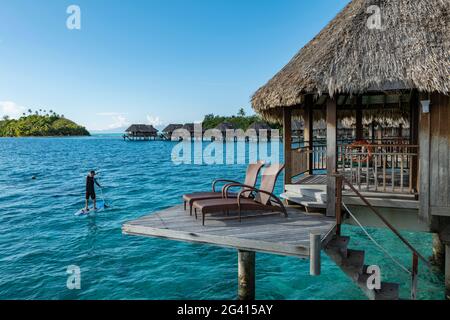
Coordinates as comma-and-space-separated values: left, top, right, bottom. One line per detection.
192, 164, 287, 225
182, 161, 265, 216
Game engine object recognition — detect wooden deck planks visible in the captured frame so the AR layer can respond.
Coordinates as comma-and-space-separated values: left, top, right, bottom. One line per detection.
123, 205, 336, 258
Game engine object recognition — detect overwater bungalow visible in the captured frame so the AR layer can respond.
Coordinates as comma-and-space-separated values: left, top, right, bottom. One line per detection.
123, 124, 158, 141
292, 120, 303, 141
247, 121, 273, 141
162, 124, 183, 141
252, 0, 450, 299
180, 123, 204, 140
213, 122, 235, 141
123, 0, 449, 300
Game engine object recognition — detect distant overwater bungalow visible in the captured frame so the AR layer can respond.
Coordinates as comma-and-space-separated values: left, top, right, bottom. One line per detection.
161, 124, 183, 141
252, 0, 450, 299
123, 124, 158, 141
124, 0, 450, 300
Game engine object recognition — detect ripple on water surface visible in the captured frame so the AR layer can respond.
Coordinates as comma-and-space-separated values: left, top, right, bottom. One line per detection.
0, 136, 444, 299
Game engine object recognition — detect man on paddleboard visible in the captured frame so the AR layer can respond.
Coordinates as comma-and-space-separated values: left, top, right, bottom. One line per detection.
85, 171, 102, 212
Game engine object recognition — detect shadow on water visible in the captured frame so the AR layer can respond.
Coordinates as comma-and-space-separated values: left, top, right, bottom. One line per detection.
0, 136, 444, 300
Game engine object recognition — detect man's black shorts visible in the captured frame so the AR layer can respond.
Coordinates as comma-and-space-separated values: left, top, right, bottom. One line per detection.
86, 191, 96, 200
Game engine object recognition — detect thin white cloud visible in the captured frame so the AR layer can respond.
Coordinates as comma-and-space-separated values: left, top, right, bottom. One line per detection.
108, 115, 129, 129
96, 112, 128, 116
146, 115, 163, 127
90, 113, 130, 131
0, 101, 26, 119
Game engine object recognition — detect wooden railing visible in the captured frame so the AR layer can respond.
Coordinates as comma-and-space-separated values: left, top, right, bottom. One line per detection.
339, 144, 419, 194
291, 141, 327, 177
333, 174, 430, 299
290, 139, 418, 194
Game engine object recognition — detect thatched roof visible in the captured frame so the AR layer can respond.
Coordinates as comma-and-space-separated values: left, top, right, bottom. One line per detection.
252, 0, 450, 121
182, 123, 195, 133
215, 122, 235, 132
292, 120, 304, 132
162, 124, 182, 133
125, 124, 158, 133
181, 123, 206, 133
248, 122, 272, 131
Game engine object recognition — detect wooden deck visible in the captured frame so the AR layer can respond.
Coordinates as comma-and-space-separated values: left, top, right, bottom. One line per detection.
122, 205, 336, 258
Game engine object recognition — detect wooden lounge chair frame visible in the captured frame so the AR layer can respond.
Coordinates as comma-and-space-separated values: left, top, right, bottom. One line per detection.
193, 164, 287, 225
182, 161, 265, 215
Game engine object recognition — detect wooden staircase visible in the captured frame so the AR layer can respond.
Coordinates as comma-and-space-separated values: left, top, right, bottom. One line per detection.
324, 235, 401, 300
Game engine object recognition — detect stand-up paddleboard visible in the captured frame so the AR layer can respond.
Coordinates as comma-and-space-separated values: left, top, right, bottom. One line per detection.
75, 200, 106, 216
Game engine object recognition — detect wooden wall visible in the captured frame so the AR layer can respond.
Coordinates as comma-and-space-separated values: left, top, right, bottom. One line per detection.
419, 93, 450, 224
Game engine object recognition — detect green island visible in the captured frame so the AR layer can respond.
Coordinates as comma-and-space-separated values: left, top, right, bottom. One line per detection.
201, 108, 280, 130
0, 110, 90, 137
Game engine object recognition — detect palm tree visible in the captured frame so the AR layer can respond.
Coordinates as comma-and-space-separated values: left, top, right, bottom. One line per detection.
28, 109, 32, 114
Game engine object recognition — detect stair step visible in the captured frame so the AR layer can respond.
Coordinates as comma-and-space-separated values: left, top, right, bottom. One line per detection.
374, 282, 400, 300
326, 236, 350, 257
324, 235, 401, 300
342, 249, 365, 278
357, 279, 400, 300
280, 192, 327, 209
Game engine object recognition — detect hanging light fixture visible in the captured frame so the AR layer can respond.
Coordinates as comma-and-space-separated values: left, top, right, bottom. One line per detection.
420, 100, 431, 113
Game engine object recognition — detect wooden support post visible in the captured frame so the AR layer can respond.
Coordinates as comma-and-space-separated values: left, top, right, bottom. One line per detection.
326, 97, 337, 217
335, 174, 343, 235
446, 244, 450, 300
310, 233, 321, 276
355, 96, 363, 140
411, 252, 419, 300
432, 233, 445, 270
238, 250, 255, 301
418, 94, 431, 222
410, 91, 420, 193
283, 108, 293, 185
371, 120, 376, 143
304, 95, 314, 174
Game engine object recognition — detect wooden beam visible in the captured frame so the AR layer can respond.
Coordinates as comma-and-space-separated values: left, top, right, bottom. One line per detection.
238, 250, 255, 300
326, 97, 337, 217
304, 95, 314, 174
446, 244, 450, 300
410, 90, 420, 193
309, 233, 321, 276
355, 96, 363, 140
283, 108, 293, 185
418, 96, 431, 223
371, 120, 376, 143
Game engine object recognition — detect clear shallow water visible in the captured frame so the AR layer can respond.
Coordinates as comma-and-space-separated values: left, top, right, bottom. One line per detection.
0, 136, 444, 300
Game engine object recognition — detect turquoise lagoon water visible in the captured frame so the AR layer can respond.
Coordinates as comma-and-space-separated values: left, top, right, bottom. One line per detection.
0, 136, 444, 300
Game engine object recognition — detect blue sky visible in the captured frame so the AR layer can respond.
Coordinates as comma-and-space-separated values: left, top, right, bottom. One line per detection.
0, 0, 349, 131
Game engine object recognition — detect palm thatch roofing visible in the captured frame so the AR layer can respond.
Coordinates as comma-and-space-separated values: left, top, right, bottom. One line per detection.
292, 120, 304, 132
215, 122, 235, 132
162, 124, 183, 133
252, 0, 450, 122
182, 123, 195, 133
181, 123, 206, 133
248, 122, 272, 131
125, 124, 158, 134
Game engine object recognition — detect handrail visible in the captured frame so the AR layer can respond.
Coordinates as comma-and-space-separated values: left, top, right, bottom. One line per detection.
337, 174, 430, 268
